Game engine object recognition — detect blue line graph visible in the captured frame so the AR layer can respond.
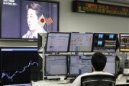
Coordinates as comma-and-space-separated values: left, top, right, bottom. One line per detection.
1, 61, 39, 81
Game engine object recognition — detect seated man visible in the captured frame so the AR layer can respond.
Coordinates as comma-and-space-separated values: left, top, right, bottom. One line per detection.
71, 52, 114, 86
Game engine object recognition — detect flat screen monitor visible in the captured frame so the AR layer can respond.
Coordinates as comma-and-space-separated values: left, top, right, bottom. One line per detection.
45, 33, 70, 52
0, 48, 40, 85
119, 33, 129, 52
69, 33, 93, 52
1, 0, 59, 39
69, 55, 92, 76
93, 33, 117, 52
3, 83, 32, 86
45, 55, 67, 76
104, 55, 116, 75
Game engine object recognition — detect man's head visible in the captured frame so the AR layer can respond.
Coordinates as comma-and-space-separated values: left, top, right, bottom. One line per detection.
26, 2, 45, 30
91, 52, 107, 71
27, 2, 42, 18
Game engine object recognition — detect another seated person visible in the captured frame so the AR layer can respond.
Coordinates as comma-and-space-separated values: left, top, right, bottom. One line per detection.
71, 52, 114, 86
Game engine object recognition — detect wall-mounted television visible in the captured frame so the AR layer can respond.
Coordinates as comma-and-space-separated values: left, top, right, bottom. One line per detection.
1, 0, 59, 40
119, 33, 129, 52
69, 33, 93, 52
93, 33, 118, 52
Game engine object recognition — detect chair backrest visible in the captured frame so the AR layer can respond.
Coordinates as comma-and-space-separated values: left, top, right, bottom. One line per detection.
81, 74, 115, 86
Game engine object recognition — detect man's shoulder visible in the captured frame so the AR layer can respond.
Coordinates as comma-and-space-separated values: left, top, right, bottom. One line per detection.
79, 71, 114, 77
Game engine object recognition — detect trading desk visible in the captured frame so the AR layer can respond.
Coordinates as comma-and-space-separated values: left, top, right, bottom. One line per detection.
116, 74, 129, 86
32, 80, 72, 86
5, 74, 129, 86
32, 74, 129, 86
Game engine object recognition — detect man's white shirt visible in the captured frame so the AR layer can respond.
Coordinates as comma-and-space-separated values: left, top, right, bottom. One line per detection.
71, 71, 114, 86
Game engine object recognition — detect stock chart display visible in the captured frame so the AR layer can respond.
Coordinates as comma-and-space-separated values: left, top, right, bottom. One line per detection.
46, 33, 70, 52
72, 1, 129, 17
69, 33, 93, 52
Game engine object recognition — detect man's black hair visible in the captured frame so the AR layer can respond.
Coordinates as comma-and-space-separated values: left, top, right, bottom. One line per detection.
91, 52, 107, 71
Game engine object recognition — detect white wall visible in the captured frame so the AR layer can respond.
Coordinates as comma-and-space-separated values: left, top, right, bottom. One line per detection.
53, 0, 129, 33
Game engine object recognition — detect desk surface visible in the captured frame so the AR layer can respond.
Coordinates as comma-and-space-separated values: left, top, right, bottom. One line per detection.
32, 74, 129, 86
116, 74, 129, 85
32, 80, 71, 86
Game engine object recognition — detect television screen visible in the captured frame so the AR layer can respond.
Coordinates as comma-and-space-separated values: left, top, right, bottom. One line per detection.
1, 0, 59, 39
104, 55, 116, 75
45, 55, 67, 76
46, 33, 70, 52
69, 33, 93, 52
93, 33, 117, 52
0, 48, 41, 85
119, 33, 129, 52
69, 55, 92, 76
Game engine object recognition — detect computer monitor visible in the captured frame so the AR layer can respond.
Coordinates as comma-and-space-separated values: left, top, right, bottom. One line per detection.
69, 33, 93, 52
45, 55, 67, 76
0, 48, 40, 85
104, 55, 116, 75
93, 33, 118, 52
68, 55, 92, 76
119, 33, 129, 52
45, 33, 70, 52
1, 0, 59, 39
3, 83, 32, 86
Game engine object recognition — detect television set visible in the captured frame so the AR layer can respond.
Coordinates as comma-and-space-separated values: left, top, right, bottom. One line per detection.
119, 33, 129, 52
1, 0, 59, 39
68, 55, 92, 76
104, 55, 116, 75
93, 33, 118, 52
0, 48, 41, 85
45, 55, 67, 76
45, 32, 70, 52
69, 33, 93, 52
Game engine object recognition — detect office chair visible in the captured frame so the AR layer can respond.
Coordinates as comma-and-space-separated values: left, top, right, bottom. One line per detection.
81, 74, 115, 86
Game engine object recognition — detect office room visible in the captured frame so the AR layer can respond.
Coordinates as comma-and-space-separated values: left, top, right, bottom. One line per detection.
1, 0, 129, 86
